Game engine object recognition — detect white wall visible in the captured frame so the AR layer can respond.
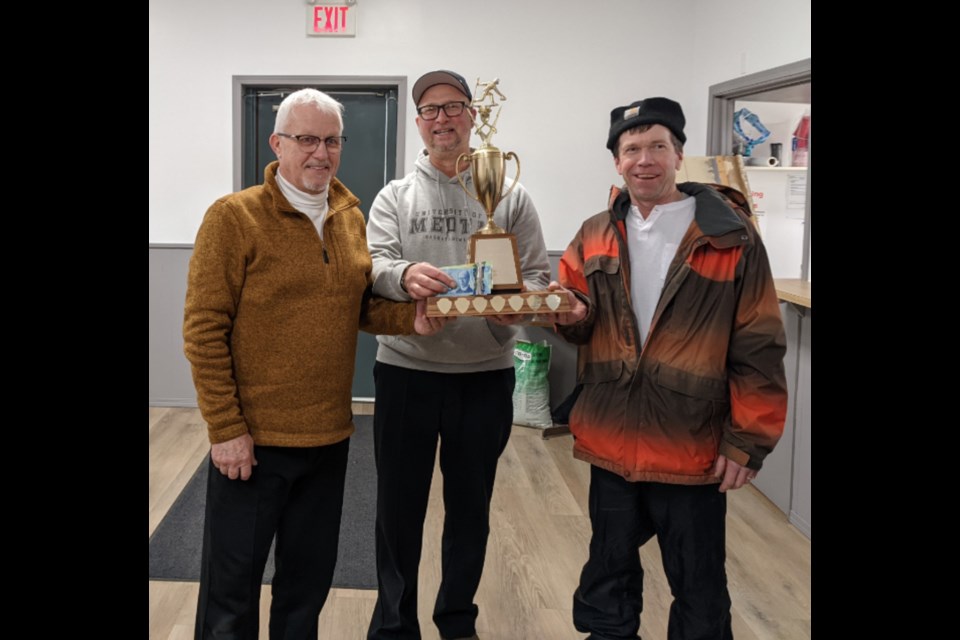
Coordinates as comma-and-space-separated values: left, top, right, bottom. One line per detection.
150, 0, 811, 250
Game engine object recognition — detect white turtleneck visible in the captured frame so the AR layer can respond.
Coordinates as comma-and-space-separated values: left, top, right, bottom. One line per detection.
626, 194, 695, 347
276, 171, 330, 240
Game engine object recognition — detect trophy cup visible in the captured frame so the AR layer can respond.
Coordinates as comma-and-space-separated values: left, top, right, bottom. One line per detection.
457, 77, 523, 291
425, 78, 571, 319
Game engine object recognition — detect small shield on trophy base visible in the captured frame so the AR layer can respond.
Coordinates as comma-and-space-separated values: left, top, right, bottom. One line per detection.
425, 290, 573, 318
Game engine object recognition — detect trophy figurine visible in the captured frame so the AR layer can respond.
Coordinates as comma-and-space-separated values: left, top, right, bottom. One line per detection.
426, 77, 571, 318
457, 78, 524, 291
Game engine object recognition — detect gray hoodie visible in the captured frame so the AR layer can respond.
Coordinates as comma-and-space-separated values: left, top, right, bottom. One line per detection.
368, 150, 550, 373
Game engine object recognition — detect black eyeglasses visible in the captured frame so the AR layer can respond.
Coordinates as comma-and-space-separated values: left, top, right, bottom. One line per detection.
416, 101, 469, 120
276, 133, 347, 153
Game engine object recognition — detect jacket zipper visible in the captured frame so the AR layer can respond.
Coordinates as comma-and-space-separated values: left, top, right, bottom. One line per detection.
610, 216, 642, 357
320, 209, 336, 264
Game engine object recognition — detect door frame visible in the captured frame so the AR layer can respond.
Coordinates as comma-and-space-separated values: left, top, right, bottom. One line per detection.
705, 59, 810, 157
232, 75, 409, 192
231, 75, 409, 402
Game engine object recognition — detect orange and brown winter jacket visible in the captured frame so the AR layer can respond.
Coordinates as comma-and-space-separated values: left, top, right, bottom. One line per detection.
557, 182, 787, 484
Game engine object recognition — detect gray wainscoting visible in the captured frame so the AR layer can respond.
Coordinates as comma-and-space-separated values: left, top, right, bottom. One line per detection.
149, 244, 198, 407
148, 247, 578, 409
753, 302, 811, 538
789, 307, 811, 538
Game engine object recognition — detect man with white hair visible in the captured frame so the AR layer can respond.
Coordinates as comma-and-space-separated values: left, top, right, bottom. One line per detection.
184, 88, 444, 639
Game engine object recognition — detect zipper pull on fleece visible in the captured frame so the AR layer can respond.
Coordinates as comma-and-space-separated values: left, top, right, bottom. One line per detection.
322, 245, 329, 263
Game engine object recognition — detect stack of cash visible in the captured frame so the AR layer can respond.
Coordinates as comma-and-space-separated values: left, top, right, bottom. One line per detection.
436, 261, 493, 297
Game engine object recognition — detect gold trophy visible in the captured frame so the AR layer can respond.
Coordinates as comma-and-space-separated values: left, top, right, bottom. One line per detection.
426, 78, 571, 318
457, 78, 523, 291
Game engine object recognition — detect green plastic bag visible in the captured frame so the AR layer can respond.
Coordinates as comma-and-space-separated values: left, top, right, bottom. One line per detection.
512, 340, 553, 429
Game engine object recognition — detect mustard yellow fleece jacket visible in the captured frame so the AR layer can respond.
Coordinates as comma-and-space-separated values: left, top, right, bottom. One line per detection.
183, 162, 416, 446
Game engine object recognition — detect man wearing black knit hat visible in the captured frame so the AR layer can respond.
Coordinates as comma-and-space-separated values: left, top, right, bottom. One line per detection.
545, 97, 788, 639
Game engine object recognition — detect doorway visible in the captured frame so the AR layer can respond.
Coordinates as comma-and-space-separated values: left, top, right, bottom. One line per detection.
705, 58, 810, 280
233, 76, 408, 400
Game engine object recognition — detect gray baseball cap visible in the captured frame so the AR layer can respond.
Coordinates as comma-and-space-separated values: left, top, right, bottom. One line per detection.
412, 70, 473, 105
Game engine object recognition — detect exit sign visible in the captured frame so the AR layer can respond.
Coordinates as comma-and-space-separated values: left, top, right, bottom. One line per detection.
307, 3, 356, 37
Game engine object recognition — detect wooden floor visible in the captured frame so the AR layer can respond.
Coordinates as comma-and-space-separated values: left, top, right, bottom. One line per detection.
149, 406, 810, 640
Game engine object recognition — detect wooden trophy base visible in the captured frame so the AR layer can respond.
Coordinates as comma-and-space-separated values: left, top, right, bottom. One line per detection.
426, 290, 572, 318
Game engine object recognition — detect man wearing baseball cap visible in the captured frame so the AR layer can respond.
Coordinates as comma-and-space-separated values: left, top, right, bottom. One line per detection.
365, 70, 550, 640
548, 97, 788, 639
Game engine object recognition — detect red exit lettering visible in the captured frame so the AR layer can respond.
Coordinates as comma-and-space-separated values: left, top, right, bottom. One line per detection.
314, 5, 349, 33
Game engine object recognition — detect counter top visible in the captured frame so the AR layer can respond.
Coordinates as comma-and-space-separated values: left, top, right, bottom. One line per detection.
774, 279, 811, 308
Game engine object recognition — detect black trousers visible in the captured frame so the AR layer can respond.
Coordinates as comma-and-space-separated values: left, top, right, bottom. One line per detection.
573, 466, 732, 640
194, 439, 350, 640
367, 362, 515, 640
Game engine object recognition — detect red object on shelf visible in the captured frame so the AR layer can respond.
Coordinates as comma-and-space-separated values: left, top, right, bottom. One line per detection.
792, 114, 810, 167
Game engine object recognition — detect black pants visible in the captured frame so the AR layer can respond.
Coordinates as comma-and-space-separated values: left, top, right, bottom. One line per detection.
573, 466, 732, 640
194, 439, 350, 640
367, 362, 515, 640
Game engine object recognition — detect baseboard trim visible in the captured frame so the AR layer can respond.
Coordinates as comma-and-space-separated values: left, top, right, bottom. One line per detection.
149, 399, 199, 408
789, 511, 811, 539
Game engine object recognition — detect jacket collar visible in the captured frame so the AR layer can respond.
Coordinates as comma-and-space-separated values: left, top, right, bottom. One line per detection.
607, 181, 747, 238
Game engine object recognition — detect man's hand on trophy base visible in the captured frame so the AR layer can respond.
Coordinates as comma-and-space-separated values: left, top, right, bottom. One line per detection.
414, 299, 452, 335
538, 281, 588, 326
404, 262, 457, 300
